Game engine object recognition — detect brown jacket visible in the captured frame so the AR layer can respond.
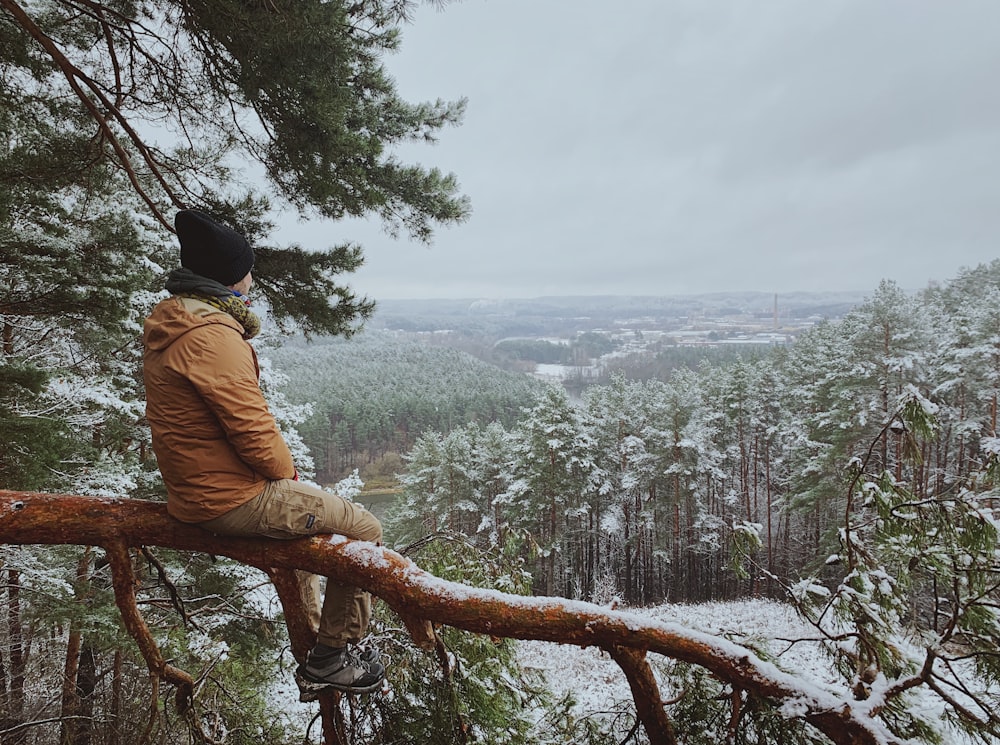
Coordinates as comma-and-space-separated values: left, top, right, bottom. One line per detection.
143, 297, 295, 522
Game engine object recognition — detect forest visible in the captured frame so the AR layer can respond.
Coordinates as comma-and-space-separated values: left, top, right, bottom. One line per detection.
386, 273, 998, 607
6, 261, 1000, 743
267, 334, 546, 484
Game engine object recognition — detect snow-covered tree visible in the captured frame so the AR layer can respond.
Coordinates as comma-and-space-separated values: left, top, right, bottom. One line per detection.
504, 385, 596, 597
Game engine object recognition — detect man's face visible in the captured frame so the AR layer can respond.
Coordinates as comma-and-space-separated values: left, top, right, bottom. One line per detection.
230, 271, 253, 295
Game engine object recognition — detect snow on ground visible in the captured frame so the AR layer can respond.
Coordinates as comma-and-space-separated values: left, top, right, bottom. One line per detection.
518, 598, 823, 718
517, 598, 988, 744
265, 596, 990, 742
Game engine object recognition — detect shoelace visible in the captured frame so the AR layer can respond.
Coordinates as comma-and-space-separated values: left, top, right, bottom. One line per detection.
345, 648, 375, 672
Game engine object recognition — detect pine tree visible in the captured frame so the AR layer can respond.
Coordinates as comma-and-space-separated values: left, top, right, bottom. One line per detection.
584, 374, 658, 604
504, 386, 595, 597
0, 364, 69, 489
391, 430, 447, 545
2, 0, 470, 336
468, 421, 515, 547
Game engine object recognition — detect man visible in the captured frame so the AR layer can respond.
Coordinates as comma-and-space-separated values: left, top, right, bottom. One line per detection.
143, 209, 384, 700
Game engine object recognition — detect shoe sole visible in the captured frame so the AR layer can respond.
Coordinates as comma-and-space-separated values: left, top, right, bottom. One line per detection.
295, 666, 384, 699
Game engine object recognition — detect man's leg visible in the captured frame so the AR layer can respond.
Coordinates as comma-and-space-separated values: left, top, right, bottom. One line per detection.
253, 479, 385, 695
255, 479, 382, 646
200, 479, 384, 695
299, 573, 322, 634
199, 487, 325, 635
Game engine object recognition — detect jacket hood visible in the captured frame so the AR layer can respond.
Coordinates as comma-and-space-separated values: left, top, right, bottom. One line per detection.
143, 297, 243, 352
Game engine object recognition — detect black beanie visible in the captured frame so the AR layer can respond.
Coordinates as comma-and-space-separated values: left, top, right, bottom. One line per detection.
175, 209, 255, 287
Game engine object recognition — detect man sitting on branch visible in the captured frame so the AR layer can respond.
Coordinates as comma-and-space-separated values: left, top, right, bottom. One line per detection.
142, 209, 385, 700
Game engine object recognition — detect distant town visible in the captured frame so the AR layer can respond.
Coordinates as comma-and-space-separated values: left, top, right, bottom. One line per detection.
366, 290, 871, 385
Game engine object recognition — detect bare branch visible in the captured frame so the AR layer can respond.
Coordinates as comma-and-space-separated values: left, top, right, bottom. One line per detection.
103, 539, 194, 709
139, 546, 201, 631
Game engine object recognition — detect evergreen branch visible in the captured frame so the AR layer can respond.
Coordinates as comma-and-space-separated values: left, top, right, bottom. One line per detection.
871, 648, 936, 712
926, 670, 1000, 732
95, 8, 124, 108
0, 0, 178, 228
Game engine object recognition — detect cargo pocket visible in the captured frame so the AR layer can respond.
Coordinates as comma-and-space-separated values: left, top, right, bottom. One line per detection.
260, 489, 327, 537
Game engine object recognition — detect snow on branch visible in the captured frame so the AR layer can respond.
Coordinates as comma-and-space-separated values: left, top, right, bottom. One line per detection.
0, 490, 899, 745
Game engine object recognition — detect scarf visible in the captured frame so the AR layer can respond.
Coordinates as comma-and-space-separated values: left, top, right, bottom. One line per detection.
165, 267, 261, 340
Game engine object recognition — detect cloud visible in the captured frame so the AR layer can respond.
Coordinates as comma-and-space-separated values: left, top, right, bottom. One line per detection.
275, 0, 1000, 300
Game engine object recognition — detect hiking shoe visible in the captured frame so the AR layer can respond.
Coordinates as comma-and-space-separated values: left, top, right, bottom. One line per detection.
295, 646, 385, 700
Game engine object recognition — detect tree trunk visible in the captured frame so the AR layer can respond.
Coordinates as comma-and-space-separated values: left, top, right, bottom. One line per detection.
0, 636, 8, 741
109, 649, 123, 745
765, 439, 774, 595
5, 567, 26, 745
59, 623, 83, 745
61, 548, 92, 745
74, 642, 97, 745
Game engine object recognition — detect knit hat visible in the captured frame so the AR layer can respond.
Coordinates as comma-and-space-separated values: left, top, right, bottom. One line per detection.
174, 209, 255, 287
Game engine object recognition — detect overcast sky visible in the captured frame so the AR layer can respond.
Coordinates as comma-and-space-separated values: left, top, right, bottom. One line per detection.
274, 0, 1000, 300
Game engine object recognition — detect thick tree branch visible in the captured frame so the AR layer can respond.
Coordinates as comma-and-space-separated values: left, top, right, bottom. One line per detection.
0, 491, 902, 745
607, 645, 677, 745
103, 539, 194, 709
399, 613, 436, 650
266, 567, 317, 660
266, 567, 345, 745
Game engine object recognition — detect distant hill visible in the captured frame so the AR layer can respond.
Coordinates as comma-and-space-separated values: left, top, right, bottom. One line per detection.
368, 291, 870, 335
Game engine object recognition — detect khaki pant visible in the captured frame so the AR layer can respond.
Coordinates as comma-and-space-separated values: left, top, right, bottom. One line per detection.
199, 479, 383, 648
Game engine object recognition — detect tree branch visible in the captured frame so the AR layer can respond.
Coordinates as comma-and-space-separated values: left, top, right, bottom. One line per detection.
0, 490, 903, 745
0, 0, 179, 228
607, 645, 677, 745
265, 566, 344, 745
266, 567, 316, 661
139, 546, 200, 631
103, 539, 194, 710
